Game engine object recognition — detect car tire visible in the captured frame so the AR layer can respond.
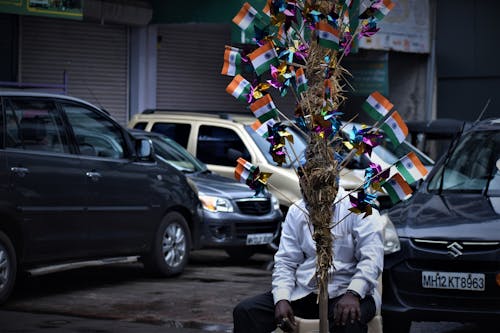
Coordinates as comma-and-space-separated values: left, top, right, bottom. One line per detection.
0, 231, 17, 305
142, 212, 191, 277
225, 247, 256, 261
382, 314, 411, 333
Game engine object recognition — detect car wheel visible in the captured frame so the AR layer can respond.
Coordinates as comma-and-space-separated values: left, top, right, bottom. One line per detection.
225, 247, 256, 261
382, 314, 411, 333
0, 231, 17, 305
142, 212, 191, 277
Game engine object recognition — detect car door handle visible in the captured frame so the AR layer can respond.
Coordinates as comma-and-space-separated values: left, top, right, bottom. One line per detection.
10, 167, 29, 177
86, 171, 102, 182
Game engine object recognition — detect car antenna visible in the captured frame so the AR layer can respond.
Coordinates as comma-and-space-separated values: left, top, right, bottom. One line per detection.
437, 111, 476, 196
474, 98, 491, 125
86, 86, 106, 113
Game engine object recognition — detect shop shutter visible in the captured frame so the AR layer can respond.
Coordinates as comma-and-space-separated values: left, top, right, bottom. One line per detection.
20, 16, 129, 125
156, 24, 296, 117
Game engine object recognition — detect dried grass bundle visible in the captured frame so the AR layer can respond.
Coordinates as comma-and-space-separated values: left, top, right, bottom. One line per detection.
297, 27, 352, 329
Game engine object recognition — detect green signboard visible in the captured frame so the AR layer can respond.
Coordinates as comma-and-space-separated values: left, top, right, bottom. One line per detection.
152, 0, 266, 24
343, 52, 389, 97
0, 0, 83, 20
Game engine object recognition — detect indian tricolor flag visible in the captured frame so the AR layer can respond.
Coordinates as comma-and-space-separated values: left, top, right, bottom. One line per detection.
221, 46, 242, 76
315, 21, 340, 50
251, 118, 276, 138
374, 0, 395, 21
226, 74, 251, 103
381, 111, 408, 146
295, 67, 308, 95
362, 91, 393, 121
324, 79, 332, 100
234, 157, 257, 185
248, 41, 279, 76
250, 94, 278, 122
275, 24, 287, 47
396, 152, 429, 184
342, 8, 350, 26
232, 2, 261, 30
262, 0, 271, 16
382, 173, 412, 204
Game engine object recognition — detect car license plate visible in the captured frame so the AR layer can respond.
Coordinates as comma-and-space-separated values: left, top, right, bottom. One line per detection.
422, 271, 485, 291
246, 233, 273, 245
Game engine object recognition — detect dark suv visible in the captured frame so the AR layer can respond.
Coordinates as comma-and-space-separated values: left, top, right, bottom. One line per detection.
0, 91, 202, 305
382, 118, 500, 332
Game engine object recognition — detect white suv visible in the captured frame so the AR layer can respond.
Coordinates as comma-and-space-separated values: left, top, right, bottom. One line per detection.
128, 111, 434, 214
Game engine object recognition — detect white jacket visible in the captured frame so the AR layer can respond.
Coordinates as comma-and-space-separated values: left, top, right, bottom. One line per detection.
272, 187, 384, 313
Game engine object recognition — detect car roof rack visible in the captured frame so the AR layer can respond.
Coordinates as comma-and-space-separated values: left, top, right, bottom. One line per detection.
141, 109, 246, 120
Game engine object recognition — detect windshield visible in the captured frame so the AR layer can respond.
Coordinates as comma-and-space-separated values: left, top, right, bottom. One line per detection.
339, 123, 434, 169
148, 135, 207, 173
245, 124, 308, 168
428, 130, 500, 194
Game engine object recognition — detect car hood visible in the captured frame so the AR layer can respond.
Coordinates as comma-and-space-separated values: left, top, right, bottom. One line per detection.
389, 191, 500, 241
187, 172, 263, 199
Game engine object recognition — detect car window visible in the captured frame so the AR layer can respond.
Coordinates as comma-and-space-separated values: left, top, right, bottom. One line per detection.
151, 122, 191, 148
245, 124, 308, 168
4, 98, 70, 153
428, 130, 500, 193
197, 125, 250, 166
148, 135, 206, 173
61, 103, 126, 159
132, 122, 147, 130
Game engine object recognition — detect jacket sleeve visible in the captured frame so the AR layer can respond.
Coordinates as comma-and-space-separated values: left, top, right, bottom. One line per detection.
347, 207, 384, 299
271, 202, 306, 304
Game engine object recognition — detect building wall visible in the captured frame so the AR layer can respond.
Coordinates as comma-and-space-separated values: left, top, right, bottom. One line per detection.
0, 14, 17, 82
436, 0, 500, 121
19, 16, 129, 125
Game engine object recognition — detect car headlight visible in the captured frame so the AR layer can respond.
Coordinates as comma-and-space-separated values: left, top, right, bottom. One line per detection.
381, 213, 401, 255
199, 195, 234, 213
271, 194, 280, 211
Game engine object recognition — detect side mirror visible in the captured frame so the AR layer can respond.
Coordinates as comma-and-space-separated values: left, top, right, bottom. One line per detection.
136, 138, 155, 162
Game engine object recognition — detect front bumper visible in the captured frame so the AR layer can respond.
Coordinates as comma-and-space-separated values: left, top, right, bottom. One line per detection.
199, 209, 282, 248
382, 238, 500, 323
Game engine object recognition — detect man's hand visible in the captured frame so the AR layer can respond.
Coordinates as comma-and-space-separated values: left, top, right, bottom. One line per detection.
334, 291, 361, 326
274, 300, 297, 332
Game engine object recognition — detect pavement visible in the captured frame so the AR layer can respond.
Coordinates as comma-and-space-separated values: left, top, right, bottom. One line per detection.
0, 250, 275, 333
0, 309, 232, 332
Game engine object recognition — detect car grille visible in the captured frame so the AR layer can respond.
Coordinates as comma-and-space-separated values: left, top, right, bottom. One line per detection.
412, 239, 500, 253
235, 198, 271, 215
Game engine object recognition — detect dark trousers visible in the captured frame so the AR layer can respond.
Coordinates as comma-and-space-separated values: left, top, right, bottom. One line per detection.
233, 291, 376, 333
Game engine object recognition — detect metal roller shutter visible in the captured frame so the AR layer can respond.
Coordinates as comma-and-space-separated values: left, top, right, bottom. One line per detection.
156, 24, 296, 117
20, 16, 129, 125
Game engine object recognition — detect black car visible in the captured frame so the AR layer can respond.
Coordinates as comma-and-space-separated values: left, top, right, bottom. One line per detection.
381, 118, 500, 333
130, 129, 283, 260
0, 91, 203, 305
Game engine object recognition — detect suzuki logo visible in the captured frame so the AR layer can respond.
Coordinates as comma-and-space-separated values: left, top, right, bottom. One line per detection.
447, 242, 463, 258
